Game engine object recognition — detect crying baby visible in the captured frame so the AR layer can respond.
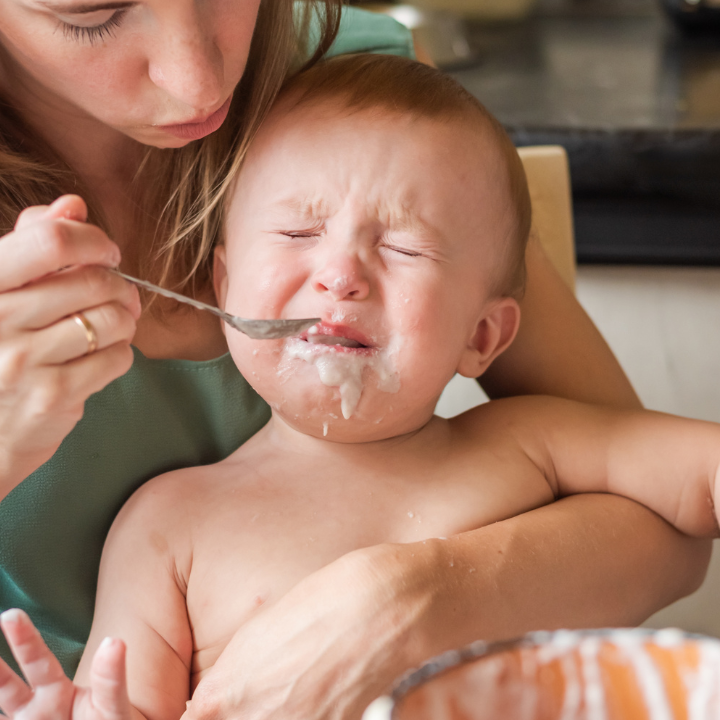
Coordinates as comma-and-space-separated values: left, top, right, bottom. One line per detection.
215, 53, 529, 439
4, 53, 720, 720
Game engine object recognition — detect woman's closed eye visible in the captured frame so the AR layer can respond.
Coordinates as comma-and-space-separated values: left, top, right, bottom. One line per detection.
56, 9, 128, 44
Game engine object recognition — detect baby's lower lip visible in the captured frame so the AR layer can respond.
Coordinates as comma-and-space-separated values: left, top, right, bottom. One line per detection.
307, 335, 364, 349
297, 337, 375, 354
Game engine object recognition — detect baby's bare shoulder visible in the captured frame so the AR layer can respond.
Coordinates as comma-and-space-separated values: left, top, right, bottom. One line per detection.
446, 395, 580, 481
122, 465, 215, 519
107, 463, 233, 558
449, 395, 568, 438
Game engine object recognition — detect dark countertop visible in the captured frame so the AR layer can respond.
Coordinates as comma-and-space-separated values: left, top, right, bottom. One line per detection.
445, 0, 720, 264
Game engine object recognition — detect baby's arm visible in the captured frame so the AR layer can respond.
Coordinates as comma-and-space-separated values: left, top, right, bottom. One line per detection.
0, 475, 192, 720
508, 396, 720, 538
74, 475, 195, 720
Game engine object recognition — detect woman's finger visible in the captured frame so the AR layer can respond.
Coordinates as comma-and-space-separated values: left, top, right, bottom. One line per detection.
88, 638, 132, 720
1, 265, 141, 333
14, 195, 88, 231
0, 219, 121, 294
45, 341, 135, 401
0, 609, 67, 690
13, 205, 49, 231
0, 652, 33, 716
29, 302, 137, 366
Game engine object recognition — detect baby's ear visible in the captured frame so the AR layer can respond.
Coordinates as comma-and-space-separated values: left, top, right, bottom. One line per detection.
213, 246, 229, 315
456, 297, 521, 378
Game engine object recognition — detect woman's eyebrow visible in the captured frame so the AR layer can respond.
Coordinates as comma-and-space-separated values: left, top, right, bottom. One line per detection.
37, 1, 133, 13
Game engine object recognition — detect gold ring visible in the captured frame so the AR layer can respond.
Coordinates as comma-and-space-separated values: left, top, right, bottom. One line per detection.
71, 312, 98, 355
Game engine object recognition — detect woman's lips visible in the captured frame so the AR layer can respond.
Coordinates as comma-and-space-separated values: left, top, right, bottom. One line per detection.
158, 96, 232, 140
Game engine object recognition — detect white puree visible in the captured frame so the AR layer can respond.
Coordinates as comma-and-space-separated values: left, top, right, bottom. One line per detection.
283, 337, 400, 419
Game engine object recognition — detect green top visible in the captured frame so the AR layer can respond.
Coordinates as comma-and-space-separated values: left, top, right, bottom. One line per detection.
0, 7, 414, 677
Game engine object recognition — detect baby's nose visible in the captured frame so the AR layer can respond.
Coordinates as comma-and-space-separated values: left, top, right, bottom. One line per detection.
312, 256, 370, 301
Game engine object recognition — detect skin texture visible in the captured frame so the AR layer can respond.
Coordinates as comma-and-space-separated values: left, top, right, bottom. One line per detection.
0, 0, 256, 151
218, 103, 521, 442
0, 6, 710, 719
0, 0, 255, 495
0, 101, 716, 720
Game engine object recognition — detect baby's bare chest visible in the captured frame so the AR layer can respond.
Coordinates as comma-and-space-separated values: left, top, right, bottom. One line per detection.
184, 447, 552, 680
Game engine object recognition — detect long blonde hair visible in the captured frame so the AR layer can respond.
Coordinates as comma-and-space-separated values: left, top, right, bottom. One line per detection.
0, 0, 342, 296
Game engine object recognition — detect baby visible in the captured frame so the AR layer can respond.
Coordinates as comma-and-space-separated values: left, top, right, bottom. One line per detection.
0, 54, 718, 720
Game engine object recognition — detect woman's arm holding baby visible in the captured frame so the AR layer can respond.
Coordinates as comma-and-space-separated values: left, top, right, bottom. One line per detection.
481, 233, 641, 410
186, 494, 707, 720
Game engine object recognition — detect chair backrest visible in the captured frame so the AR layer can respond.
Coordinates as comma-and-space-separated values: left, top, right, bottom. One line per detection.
517, 146, 576, 292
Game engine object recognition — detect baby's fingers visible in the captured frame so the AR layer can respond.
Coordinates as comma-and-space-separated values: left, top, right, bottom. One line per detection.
0, 609, 67, 690
0, 653, 33, 716
88, 638, 131, 720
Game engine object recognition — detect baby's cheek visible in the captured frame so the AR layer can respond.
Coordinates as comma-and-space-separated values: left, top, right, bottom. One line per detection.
229, 337, 284, 390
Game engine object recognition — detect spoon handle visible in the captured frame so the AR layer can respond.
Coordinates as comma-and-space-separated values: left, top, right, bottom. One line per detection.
111, 269, 319, 340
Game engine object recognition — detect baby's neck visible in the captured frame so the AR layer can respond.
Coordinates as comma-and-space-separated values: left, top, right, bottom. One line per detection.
261, 410, 440, 462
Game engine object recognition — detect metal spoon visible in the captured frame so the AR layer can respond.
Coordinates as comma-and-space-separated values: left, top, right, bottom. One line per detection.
111, 269, 319, 340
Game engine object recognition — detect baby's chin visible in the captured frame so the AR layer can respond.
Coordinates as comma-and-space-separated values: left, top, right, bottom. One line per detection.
246, 364, 428, 443
268, 392, 431, 444
236, 339, 438, 442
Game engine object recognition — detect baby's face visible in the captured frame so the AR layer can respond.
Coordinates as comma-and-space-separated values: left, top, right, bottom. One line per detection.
218, 100, 517, 441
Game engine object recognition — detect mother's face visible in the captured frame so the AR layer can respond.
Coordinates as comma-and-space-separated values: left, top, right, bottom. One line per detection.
0, 0, 261, 147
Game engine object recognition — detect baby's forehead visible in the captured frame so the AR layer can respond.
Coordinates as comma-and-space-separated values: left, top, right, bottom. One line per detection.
258, 95, 505, 182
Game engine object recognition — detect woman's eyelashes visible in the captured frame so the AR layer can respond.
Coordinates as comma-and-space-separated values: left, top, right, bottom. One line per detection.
56, 9, 127, 44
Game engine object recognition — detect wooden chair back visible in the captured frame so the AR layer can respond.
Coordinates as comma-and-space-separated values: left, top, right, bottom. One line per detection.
518, 146, 576, 291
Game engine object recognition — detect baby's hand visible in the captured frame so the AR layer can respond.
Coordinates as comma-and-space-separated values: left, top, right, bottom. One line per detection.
0, 609, 132, 720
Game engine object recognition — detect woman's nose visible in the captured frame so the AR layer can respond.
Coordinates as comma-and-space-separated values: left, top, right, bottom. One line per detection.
147, 13, 225, 111
312, 255, 370, 302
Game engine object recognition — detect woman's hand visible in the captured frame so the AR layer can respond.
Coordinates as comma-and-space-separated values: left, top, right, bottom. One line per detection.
184, 544, 438, 720
185, 496, 709, 720
0, 609, 133, 720
0, 195, 141, 498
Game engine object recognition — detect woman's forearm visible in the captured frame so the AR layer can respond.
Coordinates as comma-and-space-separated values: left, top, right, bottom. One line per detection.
372, 494, 710, 678
481, 235, 642, 410
186, 495, 710, 720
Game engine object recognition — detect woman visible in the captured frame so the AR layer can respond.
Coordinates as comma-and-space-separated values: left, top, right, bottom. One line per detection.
0, 1, 709, 719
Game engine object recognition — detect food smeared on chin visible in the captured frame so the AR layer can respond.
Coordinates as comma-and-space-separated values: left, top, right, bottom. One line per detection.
282, 324, 400, 420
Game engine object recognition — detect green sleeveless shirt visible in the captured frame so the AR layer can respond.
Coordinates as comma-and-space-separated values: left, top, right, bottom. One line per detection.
0, 7, 414, 677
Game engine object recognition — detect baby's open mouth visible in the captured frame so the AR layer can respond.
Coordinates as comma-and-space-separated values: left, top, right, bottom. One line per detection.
307, 334, 365, 349
299, 323, 373, 351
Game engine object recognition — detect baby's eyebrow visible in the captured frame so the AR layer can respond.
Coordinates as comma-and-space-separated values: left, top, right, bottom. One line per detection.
270, 197, 330, 220
382, 204, 442, 239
